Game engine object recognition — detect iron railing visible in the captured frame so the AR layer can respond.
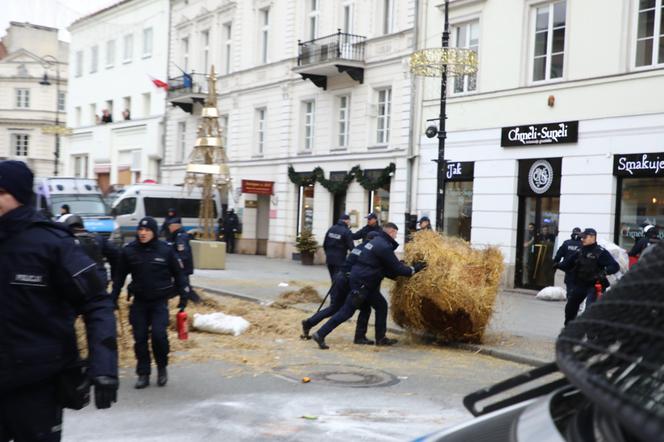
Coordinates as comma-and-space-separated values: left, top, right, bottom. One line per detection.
167, 73, 209, 99
297, 30, 366, 66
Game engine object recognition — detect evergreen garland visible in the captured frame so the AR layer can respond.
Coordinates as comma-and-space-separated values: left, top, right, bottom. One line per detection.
287, 163, 395, 192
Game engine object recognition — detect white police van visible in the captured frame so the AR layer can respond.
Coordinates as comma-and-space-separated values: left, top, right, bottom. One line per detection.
34, 177, 117, 240
111, 184, 221, 243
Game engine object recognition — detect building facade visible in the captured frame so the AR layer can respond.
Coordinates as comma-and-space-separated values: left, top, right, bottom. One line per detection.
415, 0, 664, 288
0, 22, 68, 177
65, 0, 170, 193
163, 0, 419, 259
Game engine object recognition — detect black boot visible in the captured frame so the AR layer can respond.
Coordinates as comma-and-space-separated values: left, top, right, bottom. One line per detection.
135, 375, 150, 389
375, 337, 398, 346
301, 320, 312, 340
354, 336, 375, 345
311, 332, 329, 350
157, 367, 168, 387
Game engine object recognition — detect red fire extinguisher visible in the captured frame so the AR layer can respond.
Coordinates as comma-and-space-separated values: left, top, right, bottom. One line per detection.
595, 281, 603, 301
177, 309, 188, 340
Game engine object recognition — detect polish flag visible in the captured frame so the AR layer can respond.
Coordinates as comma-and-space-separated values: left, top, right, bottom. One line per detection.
150, 76, 169, 90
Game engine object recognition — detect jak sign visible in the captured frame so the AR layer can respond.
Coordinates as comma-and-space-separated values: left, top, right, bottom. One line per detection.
444, 161, 474, 182
501, 121, 579, 147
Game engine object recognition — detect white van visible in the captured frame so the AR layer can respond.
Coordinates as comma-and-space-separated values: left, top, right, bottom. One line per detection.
111, 184, 221, 243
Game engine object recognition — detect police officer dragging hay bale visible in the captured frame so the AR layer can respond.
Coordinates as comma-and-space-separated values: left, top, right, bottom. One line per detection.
323, 214, 354, 280
558, 228, 619, 325
111, 217, 190, 389
312, 222, 426, 349
0, 161, 118, 441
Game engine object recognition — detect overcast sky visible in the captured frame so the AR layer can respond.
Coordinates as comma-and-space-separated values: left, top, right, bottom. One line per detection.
2, 0, 119, 41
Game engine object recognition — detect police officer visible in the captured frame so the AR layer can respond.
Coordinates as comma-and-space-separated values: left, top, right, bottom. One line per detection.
112, 217, 190, 389
312, 222, 426, 349
323, 214, 354, 280
417, 216, 432, 231
61, 213, 119, 288
167, 217, 201, 303
352, 212, 381, 242
159, 207, 178, 239
558, 228, 619, 325
223, 209, 240, 253
0, 161, 118, 441
302, 231, 379, 345
553, 227, 582, 298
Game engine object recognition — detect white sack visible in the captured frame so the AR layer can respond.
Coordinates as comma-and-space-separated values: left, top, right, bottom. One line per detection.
193, 312, 250, 336
536, 286, 567, 301
598, 238, 629, 275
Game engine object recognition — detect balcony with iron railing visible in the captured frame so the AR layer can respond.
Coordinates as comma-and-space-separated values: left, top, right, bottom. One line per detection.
167, 73, 209, 113
294, 30, 367, 90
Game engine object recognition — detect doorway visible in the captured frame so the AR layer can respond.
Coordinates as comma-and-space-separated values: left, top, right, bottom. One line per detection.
256, 195, 270, 255
516, 196, 560, 289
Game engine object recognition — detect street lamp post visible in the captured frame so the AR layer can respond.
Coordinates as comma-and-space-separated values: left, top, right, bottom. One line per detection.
409, 0, 478, 232
38, 55, 62, 176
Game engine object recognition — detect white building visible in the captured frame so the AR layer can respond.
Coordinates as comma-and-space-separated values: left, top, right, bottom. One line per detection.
65, 0, 170, 193
415, 0, 664, 289
163, 0, 418, 259
0, 22, 68, 176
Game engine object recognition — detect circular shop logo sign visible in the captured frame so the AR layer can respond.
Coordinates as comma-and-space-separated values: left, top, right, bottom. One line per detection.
528, 160, 554, 194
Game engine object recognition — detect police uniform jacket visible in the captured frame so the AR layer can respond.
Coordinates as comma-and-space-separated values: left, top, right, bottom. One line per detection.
323, 221, 354, 266
553, 237, 581, 283
351, 223, 381, 242
74, 230, 119, 287
349, 231, 414, 291
0, 206, 118, 391
223, 212, 239, 234
112, 237, 189, 303
558, 243, 619, 287
171, 228, 194, 275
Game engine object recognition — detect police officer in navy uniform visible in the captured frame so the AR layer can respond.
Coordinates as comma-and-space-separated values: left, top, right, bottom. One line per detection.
352, 212, 381, 242
558, 228, 619, 325
159, 208, 178, 239
167, 217, 201, 303
61, 214, 119, 288
223, 209, 240, 253
0, 161, 118, 442
323, 214, 354, 280
302, 231, 378, 345
553, 227, 582, 298
112, 217, 190, 389
312, 222, 426, 349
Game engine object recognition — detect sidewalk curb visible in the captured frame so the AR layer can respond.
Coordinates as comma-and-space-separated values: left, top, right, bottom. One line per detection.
195, 284, 549, 367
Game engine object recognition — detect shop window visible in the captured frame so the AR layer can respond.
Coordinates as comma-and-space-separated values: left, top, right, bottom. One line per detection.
617, 177, 664, 250
443, 181, 473, 241
368, 187, 390, 225
297, 184, 315, 235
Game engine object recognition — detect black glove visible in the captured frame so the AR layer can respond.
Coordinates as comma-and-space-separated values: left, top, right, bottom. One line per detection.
177, 297, 188, 311
92, 376, 118, 409
552, 262, 559, 270
412, 262, 427, 273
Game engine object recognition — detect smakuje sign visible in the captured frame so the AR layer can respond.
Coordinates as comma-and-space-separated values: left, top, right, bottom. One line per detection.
613, 152, 664, 177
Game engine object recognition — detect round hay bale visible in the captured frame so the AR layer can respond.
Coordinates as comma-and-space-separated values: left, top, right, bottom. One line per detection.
391, 230, 504, 343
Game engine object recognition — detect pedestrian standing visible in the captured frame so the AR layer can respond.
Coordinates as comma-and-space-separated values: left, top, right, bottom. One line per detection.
56, 203, 71, 221
111, 217, 190, 389
629, 224, 656, 259
167, 217, 201, 303
558, 228, 619, 325
352, 212, 381, 242
312, 223, 426, 349
302, 231, 379, 345
223, 209, 240, 253
417, 216, 432, 231
323, 214, 354, 280
159, 208, 178, 239
553, 227, 582, 298
0, 161, 118, 441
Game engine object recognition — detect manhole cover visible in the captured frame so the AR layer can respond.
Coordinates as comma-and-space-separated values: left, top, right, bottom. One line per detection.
273, 364, 399, 388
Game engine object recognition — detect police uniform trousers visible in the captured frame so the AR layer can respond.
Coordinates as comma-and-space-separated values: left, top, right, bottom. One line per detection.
224, 231, 235, 253
0, 380, 62, 442
326, 264, 342, 281
564, 285, 596, 325
317, 286, 388, 341
304, 273, 371, 338
129, 298, 170, 375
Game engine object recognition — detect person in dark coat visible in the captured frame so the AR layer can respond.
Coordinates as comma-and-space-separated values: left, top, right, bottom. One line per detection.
629, 224, 657, 258
352, 212, 381, 242
302, 231, 379, 345
553, 227, 582, 298
312, 223, 426, 349
111, 217, 190, 389
0, 161, 118, 441
159, 208, 178, 239
323, 214, 354, 280
167, 217, 201, 303
223, 209, 240, 253
61, 213, 119, 288
558, 228, 619, 325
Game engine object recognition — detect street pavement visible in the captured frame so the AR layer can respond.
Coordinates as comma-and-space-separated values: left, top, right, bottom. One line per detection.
191, 254, 564, 365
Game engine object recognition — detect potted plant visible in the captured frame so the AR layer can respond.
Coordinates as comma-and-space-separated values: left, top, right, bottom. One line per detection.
295, 229, 318, 265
